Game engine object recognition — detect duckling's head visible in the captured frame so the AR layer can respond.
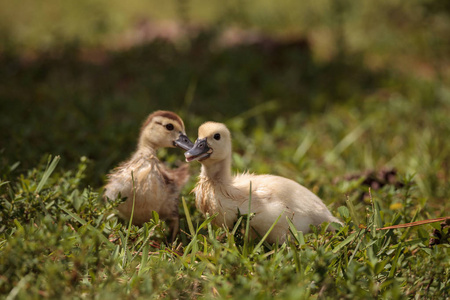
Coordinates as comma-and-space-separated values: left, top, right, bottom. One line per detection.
185, 122, 231, 164
138, 110, 193, 150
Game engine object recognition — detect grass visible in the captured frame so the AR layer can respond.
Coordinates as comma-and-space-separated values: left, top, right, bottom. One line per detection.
1, 84, 449, 298
1, 1, 450, 298
1, 155, 449, 298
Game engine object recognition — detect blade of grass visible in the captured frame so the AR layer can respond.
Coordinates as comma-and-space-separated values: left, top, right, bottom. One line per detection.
0, 181, 10, 188
243, 181, 252, 257
231, 216, 244, 235
6, 274, 31, 300
131, 223, 158, 263
36, 155, 60, 193
196, 213, 217, 234
374, 200, 383, 229
325, 125, 366, 163
203, 235, 208, 256
389, 242, 403, 278
112, 244, 121, 261
183, 214, 217, 261
332, 230, 360, 254
228, 101, 279, 123
252, 212, 282, 254
9, 161, 20, 172
289, 238, 301, 273
345, 196, 360, 226
182, 78, 197, 112
138, 244, 149, 276
293, 133, 315, 163
348, 232, 365, 264
122, 171, 137, 268
182, 196, 195, 236
183, 234, 199, 261
287, 217, 305, 246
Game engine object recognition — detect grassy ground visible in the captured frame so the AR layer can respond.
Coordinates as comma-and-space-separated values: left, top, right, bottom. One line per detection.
1, 1, 450, 299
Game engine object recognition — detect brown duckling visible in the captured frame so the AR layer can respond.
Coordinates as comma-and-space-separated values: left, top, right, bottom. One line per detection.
104, 110, 193, 241
185, 122, 342, 244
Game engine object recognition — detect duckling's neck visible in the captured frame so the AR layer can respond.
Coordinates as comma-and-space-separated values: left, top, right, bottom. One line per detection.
136, 144, 157, 159
200, 157, 232, 184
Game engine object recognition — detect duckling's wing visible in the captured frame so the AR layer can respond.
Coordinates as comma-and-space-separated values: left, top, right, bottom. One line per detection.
167, 163, 190, 189
234, 174, 339, 225
104, 165, 134, 201
262, 176, 342, 228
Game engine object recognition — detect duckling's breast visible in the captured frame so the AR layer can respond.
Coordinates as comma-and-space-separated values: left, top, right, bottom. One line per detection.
193, 177, 215, 216
107, 156, 179, 225
193, 177, 238, 228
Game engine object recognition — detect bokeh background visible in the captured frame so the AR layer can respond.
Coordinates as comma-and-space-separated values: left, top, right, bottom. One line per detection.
1, 0, 449, 210
1, 2, 450, 298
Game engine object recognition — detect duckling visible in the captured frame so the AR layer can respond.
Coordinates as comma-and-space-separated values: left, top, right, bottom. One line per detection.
185, 122, 341, 244
104, 110, 193, 241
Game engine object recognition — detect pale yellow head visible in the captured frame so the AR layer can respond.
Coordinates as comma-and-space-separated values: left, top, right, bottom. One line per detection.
185, 122, 232, 164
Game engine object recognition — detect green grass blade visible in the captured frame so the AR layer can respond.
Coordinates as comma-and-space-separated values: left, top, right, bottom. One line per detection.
345, 196, 360, 226
118, 231, 129, 267
287, 217, 305, 246
325, 125, 366, 163
293, 133, 314, 163
182, 234, 199, 261
123, 171, 137, 268
36, 155, 60, 193
389, 243, 403, 278
332, 231, 359, 254
182, 196, 195, 236
243, 181, 252, 257
252, 212, 282, 254
6, 274, 31, 300
348, 233, 364, 264
400, 209, 420, 242
374, 200, 383, 229
228, 101, 279, 123
196, 213, 217, 234
0, 181, 10, 188
289, 238, 301, 273
138, 239, 150, 276
131, 223, 158, 263
231, 216, 244, 236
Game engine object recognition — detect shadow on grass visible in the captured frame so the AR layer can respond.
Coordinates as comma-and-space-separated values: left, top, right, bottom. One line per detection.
0, 30, 387, 185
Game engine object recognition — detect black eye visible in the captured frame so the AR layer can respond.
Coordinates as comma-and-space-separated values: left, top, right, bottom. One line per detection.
165, 123, 174, 131
214, 133, 221, 140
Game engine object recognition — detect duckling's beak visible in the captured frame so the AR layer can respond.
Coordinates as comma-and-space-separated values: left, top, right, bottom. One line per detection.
173, 134, 194, 151
185, 138, 212, 162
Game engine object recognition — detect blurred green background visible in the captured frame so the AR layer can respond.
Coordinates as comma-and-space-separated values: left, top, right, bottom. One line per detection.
1, 0, 449, 210
1, 2, 450, 298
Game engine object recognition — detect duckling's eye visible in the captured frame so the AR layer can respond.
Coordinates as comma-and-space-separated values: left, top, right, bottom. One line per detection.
214, 133, 221, 140
165, 123, 174, 131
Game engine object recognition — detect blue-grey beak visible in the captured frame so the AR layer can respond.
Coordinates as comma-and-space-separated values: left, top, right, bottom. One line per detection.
173, 134, 194, 151
184, 138, 212, 162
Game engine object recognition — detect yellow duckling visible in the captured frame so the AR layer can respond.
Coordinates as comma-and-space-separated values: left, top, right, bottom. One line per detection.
185, 122, 341, 244
104, 110, 193, 241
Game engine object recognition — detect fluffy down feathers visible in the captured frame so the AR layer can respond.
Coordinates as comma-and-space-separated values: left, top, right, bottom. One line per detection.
104, 111, 191, 240
187, 122, 341, 244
